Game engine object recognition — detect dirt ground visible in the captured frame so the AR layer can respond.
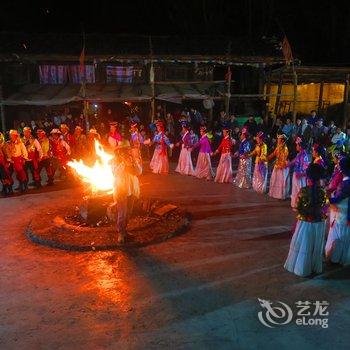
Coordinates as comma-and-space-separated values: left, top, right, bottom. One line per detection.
1, 166, 350, 350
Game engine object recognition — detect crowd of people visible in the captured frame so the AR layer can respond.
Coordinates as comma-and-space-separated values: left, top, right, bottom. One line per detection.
1, 106, 350, 269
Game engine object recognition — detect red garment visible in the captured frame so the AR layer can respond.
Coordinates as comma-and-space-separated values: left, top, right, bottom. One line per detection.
12, 156, 27, 182
51, 139, 68, 166
24, 137, 41, 182
109, 131, 122, 143
62, 133, 76, 148
217, 136, 233, 154
0, 149, 13, 185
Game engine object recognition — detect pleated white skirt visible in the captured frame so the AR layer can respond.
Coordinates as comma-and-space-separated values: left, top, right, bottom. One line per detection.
325, 222, 350, 265
269, 167, 290, 199
175, 147, 195, 175
214, 153, 232, 184
150, 148, 169, 174
194, 152, 214, 180
284, 220, 326, 277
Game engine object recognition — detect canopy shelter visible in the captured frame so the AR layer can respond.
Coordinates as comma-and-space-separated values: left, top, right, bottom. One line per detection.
2, 82, 224, 106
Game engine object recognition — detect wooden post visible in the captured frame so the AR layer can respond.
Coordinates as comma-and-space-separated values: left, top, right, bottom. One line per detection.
317, 81, 324, 115
150, 62, 155, 122
343, 74, 350, 129
292, 70, 298, 124
264, 69, 271, 118
225, 66, 231, 116
274, 69, 283, 117
83, 100, 89, 132
0, 86, 5, 132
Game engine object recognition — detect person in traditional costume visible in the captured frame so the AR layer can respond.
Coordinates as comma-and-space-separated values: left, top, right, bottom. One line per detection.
234, 127, 252, 188
284, 164, 328, 277
289, 137, 311, 209
130, 122, 144, 174
267, 134, 290, 199
327, 150, 344, 196
37, 129, 55, 186
5, 129, 28, 192
111, 140, 142, 244
149, 121, 173, 174
50, 129, 71, 179
312, 144, 327, 186
325, 156, 350, 265
247, 131, 268, 194
73, 126, 87, 160
175, 121, 195, 176
60, 123, 76, 149
0, 132, 13, 196
192, 126, 214, 180
108, 121, 122, 149
212, 127, 234, 183
22, 126, 43, 188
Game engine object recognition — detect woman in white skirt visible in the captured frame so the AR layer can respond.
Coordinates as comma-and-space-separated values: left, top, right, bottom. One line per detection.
325, 156, 350, 265
211, 127, 234, 183
175, 122, 195, 176
247, 131, 268, 194
289, 138, 311, 209
284, 164, 328, 277
234, 127, 252, 188
192, 126, 214, 180
267, 134, 290, 199
149, 121, 173, 174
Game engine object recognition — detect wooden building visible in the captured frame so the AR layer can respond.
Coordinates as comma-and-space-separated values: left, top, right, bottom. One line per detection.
265, 66, 350, 126
0, 32, 285, 131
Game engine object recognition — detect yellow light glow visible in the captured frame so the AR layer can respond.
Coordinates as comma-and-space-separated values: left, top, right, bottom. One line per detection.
68, 140, 114, 193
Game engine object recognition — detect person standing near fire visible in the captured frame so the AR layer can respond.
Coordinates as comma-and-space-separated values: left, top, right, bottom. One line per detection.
5, 130, 28, 192
0, 132, 13, 196
129, 122, 144, 173
148, 120, 174, 174
22, 126, 43, 188
111, 140, 142, 244
37, 129, 55, 186
50, 129, 71, 179
108, 121, 122, 149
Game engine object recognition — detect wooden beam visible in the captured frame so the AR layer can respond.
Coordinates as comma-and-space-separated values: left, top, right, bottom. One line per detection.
343, 74, 350, 129
292, 71, 298, 124
317, 81, 324, 114
274, 69, 284, 116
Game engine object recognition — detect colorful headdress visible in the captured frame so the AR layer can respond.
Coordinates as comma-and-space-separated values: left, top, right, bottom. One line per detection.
75, 126, 83, 131
50, 128, 61, 134
60, 123, 68, 130
23, 126, 31, 132
241, 127, 248, 135
277, 133, 287, 140
130, 122, 138, 129
181, 120, 190, 129
255, 131, 264, 140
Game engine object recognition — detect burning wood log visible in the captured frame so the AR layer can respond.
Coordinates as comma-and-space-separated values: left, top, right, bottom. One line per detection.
79, 193, 113, 225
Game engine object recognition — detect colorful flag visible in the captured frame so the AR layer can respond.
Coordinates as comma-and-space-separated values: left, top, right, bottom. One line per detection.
282, 36, 293, 65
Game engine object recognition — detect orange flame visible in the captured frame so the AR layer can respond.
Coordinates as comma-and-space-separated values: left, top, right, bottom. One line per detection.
68, 140, 114, 193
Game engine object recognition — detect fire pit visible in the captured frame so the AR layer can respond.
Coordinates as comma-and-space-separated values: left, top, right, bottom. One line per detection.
25, 141, 190, 251
25, 196, 189, 251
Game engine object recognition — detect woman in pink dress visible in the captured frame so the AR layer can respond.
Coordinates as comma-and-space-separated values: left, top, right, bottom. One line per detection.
192, 126, 214, 180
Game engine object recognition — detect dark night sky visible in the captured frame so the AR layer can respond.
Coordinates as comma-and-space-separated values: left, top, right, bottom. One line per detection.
2, 0, 350, 64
